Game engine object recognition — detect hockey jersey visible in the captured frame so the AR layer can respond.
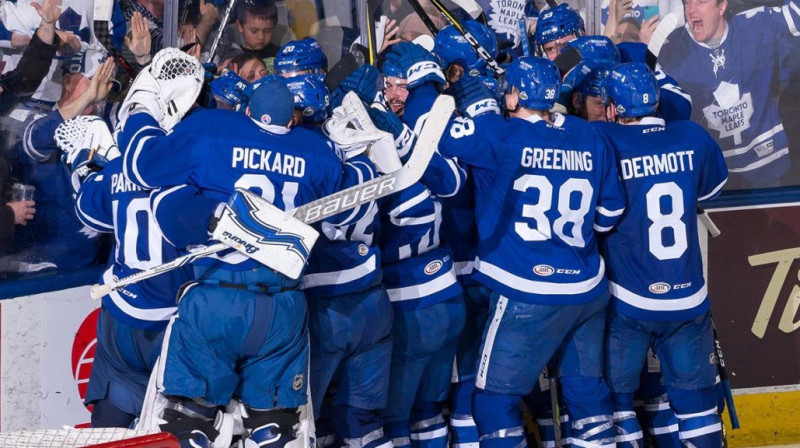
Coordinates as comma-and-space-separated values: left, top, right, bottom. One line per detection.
439, 112, 626, 305
595, 117, 728, 321
76, 158, 190, 330
378, 182, 462, 310
119, 109, 369, 272
302, 154, 383, 299
658, 2, 800, 189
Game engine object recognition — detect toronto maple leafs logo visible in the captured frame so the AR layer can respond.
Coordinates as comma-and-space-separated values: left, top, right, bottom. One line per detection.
702, 81, 753, 145
709, 48, 726, 78
487, 0, 526, 43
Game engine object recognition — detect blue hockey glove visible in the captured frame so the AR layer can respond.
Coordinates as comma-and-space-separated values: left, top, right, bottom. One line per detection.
383, 42, 445, 90
330, 64, 379, 108
447, 75, 500, 118
367, 103, 404, 139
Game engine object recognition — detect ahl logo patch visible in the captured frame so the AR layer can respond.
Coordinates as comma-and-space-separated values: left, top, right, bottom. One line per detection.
358, 244, 369, 256
649, 282, 671, 294
260, 114, 271, 124
424, 260, 443, 275
533, 264, 554, 276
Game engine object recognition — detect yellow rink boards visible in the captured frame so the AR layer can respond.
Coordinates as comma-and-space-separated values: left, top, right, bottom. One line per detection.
726, 388, 800, 446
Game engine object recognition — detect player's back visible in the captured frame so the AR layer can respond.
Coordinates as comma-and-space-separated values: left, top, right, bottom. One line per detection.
464, 113, 625, 306
173, 109, 343, 207
121, 108, 354, 271
76, 158, 191, 330
595, 118, 728, 321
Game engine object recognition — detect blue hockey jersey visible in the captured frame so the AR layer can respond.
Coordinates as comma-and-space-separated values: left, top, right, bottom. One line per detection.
118, 109, 368, 272
439, 112, 626, 305
595, 117, 728, 321
378, 182, 462, 310
75, 158, 190, 330
301, 154, 382, 299
658, 2, 800, 189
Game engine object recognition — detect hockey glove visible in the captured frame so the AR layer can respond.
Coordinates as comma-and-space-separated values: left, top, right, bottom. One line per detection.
447, 75, 501, 118
367, 103, 404, 139
383, 42, 445, 90
330, 64, 380, 109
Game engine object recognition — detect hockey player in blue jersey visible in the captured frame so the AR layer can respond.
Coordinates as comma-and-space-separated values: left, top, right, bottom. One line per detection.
56, 115, 192, 428
594, 62, 728, 448
434, 56, 627, 448
116, 49, 371, 447
281, 72, 395, 448
534, 4, 585, 60
658, 0, 799, 189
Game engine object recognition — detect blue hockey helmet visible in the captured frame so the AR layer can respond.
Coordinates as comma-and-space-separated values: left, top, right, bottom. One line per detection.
284, 73, 331, 124
502, 56, 561, 110
602, 62, 659, 118
210, 70, 251, 109
564, 35, 620, 64
237, 74, 283, 112
563, 59, 614, 97
433, 20, 498, 77
274, 38, 328, 76
533, 4, 584, 47
381, 58, 406, 80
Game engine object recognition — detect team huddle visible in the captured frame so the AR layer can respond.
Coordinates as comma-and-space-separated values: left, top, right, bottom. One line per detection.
51, 4, 740, 448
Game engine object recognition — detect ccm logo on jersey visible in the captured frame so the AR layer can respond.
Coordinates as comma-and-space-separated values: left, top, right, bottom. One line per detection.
222, 231, 260, 254
533, 265, 581, 276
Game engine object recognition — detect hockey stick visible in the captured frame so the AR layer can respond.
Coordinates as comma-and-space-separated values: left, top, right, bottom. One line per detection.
206, 0, 238, 63
408, 0, 505, 76
698, 206, 721, 237
89, 95, 456, 300
711, 316, 741, 429
645, 13, 678, 71
548, 369, 563, 448
93, 0, 140, 77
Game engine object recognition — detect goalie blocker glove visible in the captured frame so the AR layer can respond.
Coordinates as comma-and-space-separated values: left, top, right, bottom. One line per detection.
210, 188, 320, 280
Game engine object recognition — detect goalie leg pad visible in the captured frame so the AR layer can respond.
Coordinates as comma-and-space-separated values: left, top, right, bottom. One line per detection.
243, 406, 302, 448
159, 396, 221, 448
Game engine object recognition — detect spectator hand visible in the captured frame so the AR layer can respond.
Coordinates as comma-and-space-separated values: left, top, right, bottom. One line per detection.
55, 30, 81, 54
8, 201, 35, 225
639, 15, 660, 45
31, 0, 62, 25
379, 18, 401, 54
126, 11, 152, 65
86, 57, 116, 103
383, 42, 445, 89
615, 0, 634, 19
199, 0, 219, 26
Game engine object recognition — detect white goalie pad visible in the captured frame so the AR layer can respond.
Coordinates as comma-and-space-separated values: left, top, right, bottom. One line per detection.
118, 48, 205, 131
55, 115, 120, 163
211, 189, 319, 279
